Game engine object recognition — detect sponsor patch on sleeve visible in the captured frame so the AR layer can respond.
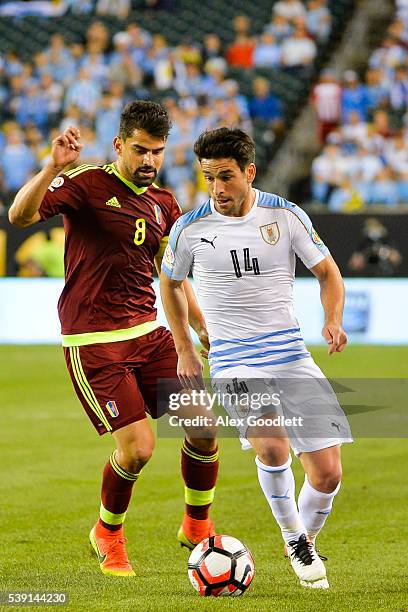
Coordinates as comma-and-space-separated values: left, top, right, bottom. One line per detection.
163, 243, 175, 269
311, 227, 323, 245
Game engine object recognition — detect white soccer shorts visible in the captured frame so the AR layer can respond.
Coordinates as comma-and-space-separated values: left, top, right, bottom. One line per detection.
211, 357, 353, 456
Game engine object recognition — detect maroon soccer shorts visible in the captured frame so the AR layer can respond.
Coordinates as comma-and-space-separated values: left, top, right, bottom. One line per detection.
63, 326, 182, 435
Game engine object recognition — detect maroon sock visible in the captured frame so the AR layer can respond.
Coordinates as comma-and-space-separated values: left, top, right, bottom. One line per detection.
99, 451, 139, 532
181, 439, 219, 520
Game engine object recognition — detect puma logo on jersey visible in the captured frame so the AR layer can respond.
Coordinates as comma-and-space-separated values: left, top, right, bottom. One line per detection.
106, 197, 121, 208
201, 236, 217, 249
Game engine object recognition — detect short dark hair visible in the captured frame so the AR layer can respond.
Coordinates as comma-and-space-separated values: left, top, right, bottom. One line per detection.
119, 100, 172, 140
193, 127, 255, 171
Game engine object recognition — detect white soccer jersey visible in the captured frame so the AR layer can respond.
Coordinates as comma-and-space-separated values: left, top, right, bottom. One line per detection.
162, 189, 329, 376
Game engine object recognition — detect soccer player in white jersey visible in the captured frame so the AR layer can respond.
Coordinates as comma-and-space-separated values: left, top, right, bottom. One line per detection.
160, 127, 352, 589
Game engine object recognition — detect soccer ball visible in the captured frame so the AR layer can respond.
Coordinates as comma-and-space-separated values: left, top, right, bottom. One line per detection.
188, 535, 255, 597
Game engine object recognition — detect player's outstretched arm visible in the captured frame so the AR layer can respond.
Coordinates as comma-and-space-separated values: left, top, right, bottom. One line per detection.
8, 127, 83, 228
160, 274, 205, 390
311, 255, 348, 356
154, 254, 209, 351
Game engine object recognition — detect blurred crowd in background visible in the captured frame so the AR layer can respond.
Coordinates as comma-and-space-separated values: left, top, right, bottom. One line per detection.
311, 0, 408, 210
0, 0, 333, 213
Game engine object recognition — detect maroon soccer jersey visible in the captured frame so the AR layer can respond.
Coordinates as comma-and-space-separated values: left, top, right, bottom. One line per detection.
39, 163, 181, 336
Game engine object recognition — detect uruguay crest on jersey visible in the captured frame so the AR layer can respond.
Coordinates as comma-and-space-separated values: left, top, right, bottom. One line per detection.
260, 222, 280, 245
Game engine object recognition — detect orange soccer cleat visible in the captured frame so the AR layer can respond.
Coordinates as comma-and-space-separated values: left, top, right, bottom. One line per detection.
177, 514, 216, 550
89, 523, 135, 576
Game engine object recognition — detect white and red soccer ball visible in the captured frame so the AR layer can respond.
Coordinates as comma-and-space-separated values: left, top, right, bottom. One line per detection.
188, 535, 255, 597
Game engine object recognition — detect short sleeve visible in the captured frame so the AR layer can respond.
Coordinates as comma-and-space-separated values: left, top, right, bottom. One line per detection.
39, 174, 85, 221
163, 194, 182, 236
161, 223, 193, 281
289, 205, 330, 269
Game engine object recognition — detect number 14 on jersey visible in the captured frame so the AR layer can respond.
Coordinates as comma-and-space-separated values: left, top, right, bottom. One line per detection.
230, 248, 260, 278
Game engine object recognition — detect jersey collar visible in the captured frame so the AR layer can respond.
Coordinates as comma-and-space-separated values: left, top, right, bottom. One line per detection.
109, 163, 149, 195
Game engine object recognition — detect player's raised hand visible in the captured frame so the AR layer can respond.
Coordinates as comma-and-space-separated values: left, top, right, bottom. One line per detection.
49, 126, 83, 171
177, 348, 205, 390
322, 323, 348, 355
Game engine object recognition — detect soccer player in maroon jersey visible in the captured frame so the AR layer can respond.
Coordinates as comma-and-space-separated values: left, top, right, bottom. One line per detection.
9, 101, 219, 576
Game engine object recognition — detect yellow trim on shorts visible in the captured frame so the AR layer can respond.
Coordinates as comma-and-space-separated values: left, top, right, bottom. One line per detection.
62, 320, 160, 347
69, 346, 112, 432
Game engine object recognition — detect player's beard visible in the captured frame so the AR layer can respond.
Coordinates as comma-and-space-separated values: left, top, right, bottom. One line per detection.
132, 166, 158, 186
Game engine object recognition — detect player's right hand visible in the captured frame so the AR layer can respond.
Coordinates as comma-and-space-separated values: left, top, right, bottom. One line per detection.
177, 348, 205, 391
48, 126, 83, 171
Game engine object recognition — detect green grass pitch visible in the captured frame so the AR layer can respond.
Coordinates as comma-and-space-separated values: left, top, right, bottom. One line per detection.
1, 345, 407, 611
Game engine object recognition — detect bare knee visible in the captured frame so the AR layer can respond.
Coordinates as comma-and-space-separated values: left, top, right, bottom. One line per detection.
116, 441, 155, 473
309, 468, 342, 493
254, 438, 290, 467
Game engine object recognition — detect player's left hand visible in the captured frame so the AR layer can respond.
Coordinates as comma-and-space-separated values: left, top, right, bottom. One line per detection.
322, 323, 348, 355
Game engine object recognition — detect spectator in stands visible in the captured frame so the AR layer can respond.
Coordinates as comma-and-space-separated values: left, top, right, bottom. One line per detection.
253, 32, 281, 68
108, 32, 143, 90
371, 108, 395, 140
364, 67, 389, 113
226, 34, 255, 68
25, 125, 48, 165
226, 14, 255, 69
201, 34, 224, 65
44, 33, 74, 85
3, 51, 23, 78
369, 36, 406, 76
142, 33, 170, 89
311, 142, 344, 203
33, 52, 54, 82
6, 74, 27, 122
95, 92, 122, 159
354, 145, 383, 201
312, 69, 342, 143
341, 110, 369, 147
264, 13, 293, 42
328, 177, 364, 212
163, 145, 195, 210
369, 167, 399, 206
232, 14, 252, 37
220, 79, 250, 121
385, 129, 408, 176
0, 126, 36, 193
306, 0, 331, 42
389, 64, 408, 113
174, 40, 201, 66
174, 62, 207, 98
281, 23, 316, 75
203, 57, 229, 99
59, 104, 84, 134
273, 0, 306, 21
79, 125, 107, 165
64, 67, 101, 118
85, 20, 110, 54
249, 77, 284, 138
388, 18, 408, 48
15, 82, 49, 131
341, 70, 369, 121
